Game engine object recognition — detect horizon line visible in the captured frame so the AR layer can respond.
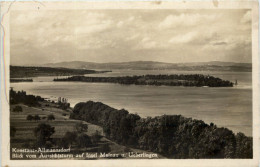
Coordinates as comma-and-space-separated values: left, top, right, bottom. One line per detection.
10, 60, 252, 66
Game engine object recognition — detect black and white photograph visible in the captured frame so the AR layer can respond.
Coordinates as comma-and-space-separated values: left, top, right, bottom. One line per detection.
1, 1, 259, 167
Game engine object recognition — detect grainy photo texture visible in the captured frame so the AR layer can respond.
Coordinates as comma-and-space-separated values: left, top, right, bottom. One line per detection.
1, 1, 259, 167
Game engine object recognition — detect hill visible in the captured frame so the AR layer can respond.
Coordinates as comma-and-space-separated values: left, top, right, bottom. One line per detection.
42, 61, 252, 72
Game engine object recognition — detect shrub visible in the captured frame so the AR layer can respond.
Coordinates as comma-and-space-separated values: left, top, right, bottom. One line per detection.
13, 106, 23, 112
91, 130, 102, 144
34, 123, 55, 147
75, 122, 88, 133
34, 115, 41, 121
26, 115, 34, 121
76, 133, 92, 148
47, 114, 55, 121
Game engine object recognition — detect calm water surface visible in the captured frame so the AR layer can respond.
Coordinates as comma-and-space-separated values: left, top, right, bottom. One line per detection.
11, 70, 252, 136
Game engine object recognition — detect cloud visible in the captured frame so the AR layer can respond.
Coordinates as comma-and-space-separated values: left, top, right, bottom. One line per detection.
169, 32, 198, 44
10, 10, 252, 64
125, 34, 140, 41
74, 19, 113, 35
117, 21, 124, 28
133, 37, 164, 50
211, 41, 227, 46
159, 13, 219, 29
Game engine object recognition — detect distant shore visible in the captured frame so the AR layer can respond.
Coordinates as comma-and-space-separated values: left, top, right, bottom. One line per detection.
10, 66, 111, 78
10, 79, 33, 83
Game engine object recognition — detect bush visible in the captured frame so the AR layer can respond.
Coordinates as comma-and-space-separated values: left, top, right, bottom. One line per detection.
34, 123, 55, 147
76, 133, 92, 148
13, 106, 23, 112
47, 114, 55, 121
26, 115, 34, 121
34, 115, 41, 121
75, 122, 88, 133
91, 130, 102, 144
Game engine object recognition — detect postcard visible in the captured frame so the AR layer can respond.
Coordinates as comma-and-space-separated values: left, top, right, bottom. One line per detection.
1, 1, 259, 166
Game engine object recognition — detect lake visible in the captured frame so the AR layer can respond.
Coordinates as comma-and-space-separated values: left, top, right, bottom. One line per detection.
10, 70, 252, 136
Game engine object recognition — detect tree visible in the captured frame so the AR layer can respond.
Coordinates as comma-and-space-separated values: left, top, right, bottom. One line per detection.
235, 132, 253, 158
34, 123, 55, 147
76, 133, 92, 148
75, 122, 88, 133
34, 115, 41, 121
57, 131, 78, 148
27, 115, 34, 121
13, 106, 23, 113
91, 130, 102, 144
47, 114, 55, 121
10, 126, 16, 137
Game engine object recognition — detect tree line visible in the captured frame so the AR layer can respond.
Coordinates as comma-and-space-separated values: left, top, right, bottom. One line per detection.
70, 101, 252, 159
10, 88, 44, 107
54, 74, 233, 87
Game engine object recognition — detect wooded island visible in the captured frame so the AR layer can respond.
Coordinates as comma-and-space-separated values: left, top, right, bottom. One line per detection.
54, 74, 233, 87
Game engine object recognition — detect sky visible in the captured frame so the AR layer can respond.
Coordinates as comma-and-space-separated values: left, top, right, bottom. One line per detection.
10, 9, 252, 65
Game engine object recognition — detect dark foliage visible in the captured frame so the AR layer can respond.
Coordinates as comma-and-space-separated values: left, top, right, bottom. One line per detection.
10, 126, 16, 138
10, 79, 33, 83
34, 123, 55, 147
13, 106, 23, 112
10, 89, 43, 106
57, 131, 78, 148
34, 115, 41, 121
70, 101, 252, 159
75, 122, 88, 133
47, 114, 55, 121
55, 74, 233, 87
26, 115, 34, 121
10, 66, 109, 78
98, 144, 111, 153
76, 133, 92, 148
91, 130, 102, 144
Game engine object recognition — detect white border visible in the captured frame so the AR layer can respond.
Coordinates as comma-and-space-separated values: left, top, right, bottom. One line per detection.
1, 1, 259, 167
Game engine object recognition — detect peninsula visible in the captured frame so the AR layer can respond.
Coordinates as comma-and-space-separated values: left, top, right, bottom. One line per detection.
10, 66, 111, 78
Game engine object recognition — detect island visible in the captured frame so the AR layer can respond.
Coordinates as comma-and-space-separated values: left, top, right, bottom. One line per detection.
53, 74, 234, 87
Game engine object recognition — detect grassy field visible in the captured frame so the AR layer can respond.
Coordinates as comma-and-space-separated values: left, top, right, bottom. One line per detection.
10, 101, 163, 159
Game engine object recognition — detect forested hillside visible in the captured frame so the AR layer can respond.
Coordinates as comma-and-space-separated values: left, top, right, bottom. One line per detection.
70, 101, 252, 159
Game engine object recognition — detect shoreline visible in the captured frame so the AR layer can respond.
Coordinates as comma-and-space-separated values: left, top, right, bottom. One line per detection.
9, 86, 252, 136
10, 89, 252, 159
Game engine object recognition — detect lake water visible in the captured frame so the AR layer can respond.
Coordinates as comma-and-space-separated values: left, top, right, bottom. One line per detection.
11, 70, 252, 136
